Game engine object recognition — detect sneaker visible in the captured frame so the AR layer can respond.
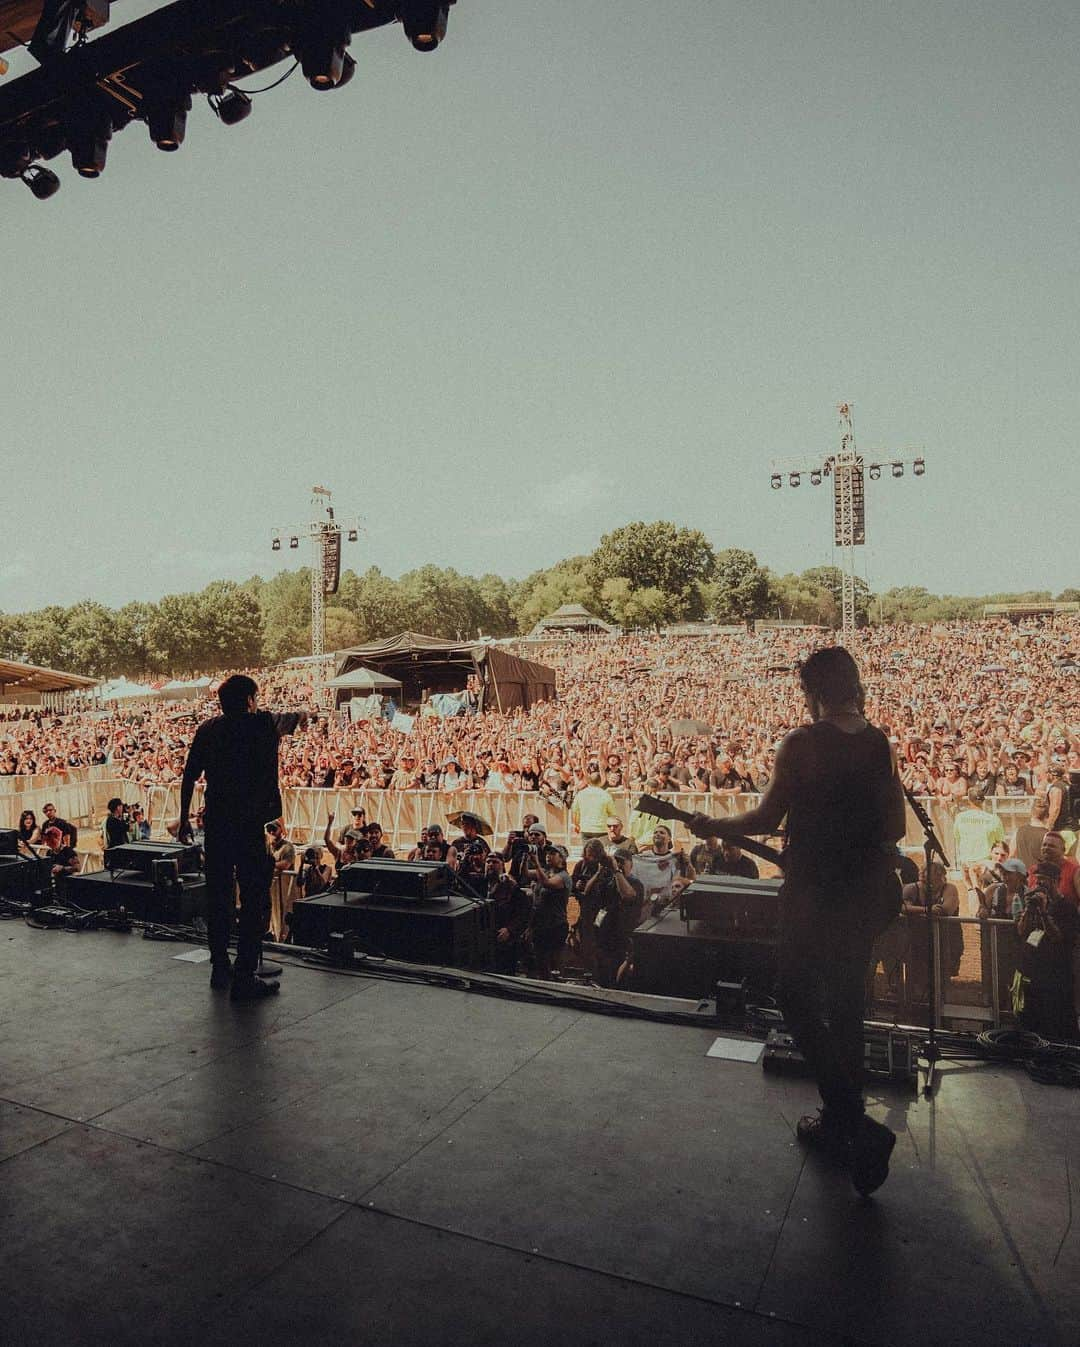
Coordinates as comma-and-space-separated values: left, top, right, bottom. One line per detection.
795, 1111, 851, 1163
852, 1116, 896, 1196
230, 976, 280, 1003
209, 961, 233, 991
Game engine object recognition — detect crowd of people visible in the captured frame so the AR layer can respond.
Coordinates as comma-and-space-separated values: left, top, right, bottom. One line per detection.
6, 616, 1078, 1031
0, 618, 1076, 818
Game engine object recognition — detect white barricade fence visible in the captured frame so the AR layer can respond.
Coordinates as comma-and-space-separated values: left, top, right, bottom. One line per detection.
0, 770, 1046, 868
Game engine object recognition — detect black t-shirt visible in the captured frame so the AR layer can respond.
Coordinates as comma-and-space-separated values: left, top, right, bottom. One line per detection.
105, 815, 129, 849
183, 710, 301, 827
44, 815, 77, 847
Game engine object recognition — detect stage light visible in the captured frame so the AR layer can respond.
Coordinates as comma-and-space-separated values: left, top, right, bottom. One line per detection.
891, 461, 904, 478
0, 141, 31, 178
272, 537, 281, 552
810, 469, 822, 486
298, 27, 350, 89
214, 88, 252, 125
347, 528, 358, 542
400, 1, 449, 51
770, 474, 782, 490
333, 53, 356, 90
22, 165, 60, 199
289, 536, 299, 549
788, 472, 801, 488
868, 463, 881, 481
913, 457, 925, 476
147, 94, 192, 151
67, 107, 113, 178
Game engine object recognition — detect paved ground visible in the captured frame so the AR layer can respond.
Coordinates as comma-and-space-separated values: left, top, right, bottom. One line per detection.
1, 921, 1077, 1346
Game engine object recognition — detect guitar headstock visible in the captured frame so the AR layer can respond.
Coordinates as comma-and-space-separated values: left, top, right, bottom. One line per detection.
635, 793, 681, 822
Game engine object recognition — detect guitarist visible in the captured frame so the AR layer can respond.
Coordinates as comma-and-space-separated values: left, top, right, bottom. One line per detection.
689, 646, 906, 1197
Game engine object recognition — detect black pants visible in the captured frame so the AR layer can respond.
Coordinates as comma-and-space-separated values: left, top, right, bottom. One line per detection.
203, 821, 273, 978
777, 878, 898, 1133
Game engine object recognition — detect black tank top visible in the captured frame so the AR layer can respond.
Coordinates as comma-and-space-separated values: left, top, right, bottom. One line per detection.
785, 720, 894, 897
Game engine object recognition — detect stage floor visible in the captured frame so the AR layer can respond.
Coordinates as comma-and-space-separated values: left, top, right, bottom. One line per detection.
1, 924, 1077, 1347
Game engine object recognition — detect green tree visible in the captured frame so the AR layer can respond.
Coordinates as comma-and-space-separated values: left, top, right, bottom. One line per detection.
587, 522, 715, 619
511, 556, 598, 634
707, 548, 770, 623
767, 572, 838, 627
323, 605, 361, 653
344, 566, 411, 642
194, 581, 263, 670
63, 600, 121, 678
800, 566, 871, 627
618, 586, 670, 630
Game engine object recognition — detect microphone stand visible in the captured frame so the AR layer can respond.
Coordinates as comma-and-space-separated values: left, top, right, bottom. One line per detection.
903, 785, 951, 1095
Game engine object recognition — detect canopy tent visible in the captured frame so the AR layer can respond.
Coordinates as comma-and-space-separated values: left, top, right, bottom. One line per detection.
326, 667, 404, 693
0, 658, 98, 700
334, 632, 556, 712
99, 678, 159, 701
157, 676, 213, 700
529, 603, 615, 637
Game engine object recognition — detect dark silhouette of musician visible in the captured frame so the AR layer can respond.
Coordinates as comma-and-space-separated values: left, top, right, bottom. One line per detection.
691, 646, 906, 1195
178, 675, 305, 1002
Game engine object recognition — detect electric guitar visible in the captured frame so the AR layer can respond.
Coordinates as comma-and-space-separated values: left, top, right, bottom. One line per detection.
634, 794, 786, 873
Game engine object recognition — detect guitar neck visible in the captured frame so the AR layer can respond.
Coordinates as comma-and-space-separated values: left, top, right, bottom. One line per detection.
635, 795, 785, 872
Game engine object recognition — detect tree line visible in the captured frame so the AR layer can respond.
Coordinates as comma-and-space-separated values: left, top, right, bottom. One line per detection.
0, 521, 1074, 679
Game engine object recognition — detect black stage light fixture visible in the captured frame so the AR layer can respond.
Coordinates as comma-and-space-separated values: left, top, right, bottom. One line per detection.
770, 473, 782, 490
810, 469, 822, 486
147, 93, 192, 151
788, 472, 801, 488
289, 536, 299, 549
334, 52, 356, 89
913, 456, 925, 476
400, 2, 449, 51
215, 88, 252, 125
0, 141, 32, 178
298, 27, 350, 89
891, 461, 903, 478
272, 537, 281, 551
868, 463, 881, 481
23, 165, 61, 199
347, 528, 358, 542
67, 105, 113, 178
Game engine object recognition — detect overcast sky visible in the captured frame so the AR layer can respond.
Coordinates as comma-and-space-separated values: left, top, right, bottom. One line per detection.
3, 0, 1078, 611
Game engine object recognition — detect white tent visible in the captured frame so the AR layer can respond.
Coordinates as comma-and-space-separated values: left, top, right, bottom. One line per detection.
157, 676, 213, 700
100, 678, 159, 701
326, 667, 404, 692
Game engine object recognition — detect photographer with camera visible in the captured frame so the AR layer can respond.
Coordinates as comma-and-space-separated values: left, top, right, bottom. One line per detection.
103, 797, 130, 851
1014, 862, 1079, 1041
296, 845, 333, 900
484, 853, 531, 974
525, 843, 572, 979
570, 839, 615, 976
595, 848, 646, 987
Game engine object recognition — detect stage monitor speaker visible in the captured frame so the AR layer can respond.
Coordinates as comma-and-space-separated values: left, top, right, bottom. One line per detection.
105, 840, 201, 878
679, 875, 780, 938
290, 890, 492, 968
0, 828, 20, 856
339, 859, 451, 901
67, 868, 206, 924
0, 854, 51, 902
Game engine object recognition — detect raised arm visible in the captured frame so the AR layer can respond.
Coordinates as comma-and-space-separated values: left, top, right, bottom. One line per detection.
692, 733, 796, 838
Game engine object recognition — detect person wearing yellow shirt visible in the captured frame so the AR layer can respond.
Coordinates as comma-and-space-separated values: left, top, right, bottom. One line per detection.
953, 788, 1005, 915
570, 772, 619, 840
